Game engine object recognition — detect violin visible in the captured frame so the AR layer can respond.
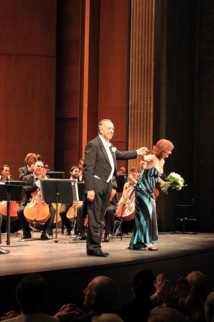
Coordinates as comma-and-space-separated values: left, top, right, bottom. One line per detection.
24, 190, 50, 224
0, 201, 19, 221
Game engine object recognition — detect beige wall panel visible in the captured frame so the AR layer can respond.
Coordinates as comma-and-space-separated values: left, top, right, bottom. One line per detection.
0, 56, 55, 179
0, 0, 56, 56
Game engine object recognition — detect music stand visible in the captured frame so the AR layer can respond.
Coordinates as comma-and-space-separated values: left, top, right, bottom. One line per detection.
77, 182, 85, 201
47, 171, 65, 179
0, 182, 25, 245
40, 179, 73, 243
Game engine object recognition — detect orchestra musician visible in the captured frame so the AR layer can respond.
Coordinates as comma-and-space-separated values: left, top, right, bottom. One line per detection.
59, 165, 86, 239
78, 158, 85, 182
0, 165, 21, 234
116, 167, 140, 235
18, 152, 38, 180
17, 160, 55, 240
0, 164, 13, 181
0, 165, 12, 254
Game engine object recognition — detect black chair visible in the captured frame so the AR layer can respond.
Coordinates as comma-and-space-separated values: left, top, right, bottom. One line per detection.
112, 217, 123, 240
172, 198, 197, 234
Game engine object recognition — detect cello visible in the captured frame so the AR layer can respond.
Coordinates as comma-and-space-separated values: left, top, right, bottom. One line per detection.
52, 202, 62, 224
24, 190, 50, 224
66, 200, 83, 223
116, 186, 135, 221
0, 201, 19, 221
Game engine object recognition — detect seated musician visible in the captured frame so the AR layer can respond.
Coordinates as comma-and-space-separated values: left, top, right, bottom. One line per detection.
0, 165, 15, 254
59, 165, 86, 239
78, 158, 85, 182
18, 152, 38, 180
17, 160, 55, 240
0, 164, 13, 181
116, 167, 140, 235
0, 165, 21, 235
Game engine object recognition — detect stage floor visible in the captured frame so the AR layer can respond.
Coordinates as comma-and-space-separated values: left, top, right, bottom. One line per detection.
0, 230, 213, 275
0, 230, 214, 315
0, 230, 214, 276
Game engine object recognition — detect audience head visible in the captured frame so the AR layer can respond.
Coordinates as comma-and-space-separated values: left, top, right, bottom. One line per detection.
131, 268, 156, 298
16, 273, 48, 314
166, 276, 195, 318
205, 291, 214, 322
92, 313, 124, 322
186, 270, 209, 308
83, 275, 118, 311
148, 306, 186, 322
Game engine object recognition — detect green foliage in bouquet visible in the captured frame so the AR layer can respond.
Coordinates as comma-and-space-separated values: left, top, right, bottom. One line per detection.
160, 172, 186, 194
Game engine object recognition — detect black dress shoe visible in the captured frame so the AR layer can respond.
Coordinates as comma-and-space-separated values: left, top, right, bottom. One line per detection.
21, 235, 32, 240
0, 248, 10, 254
41, 233, 52, 240
104, 233, 110, 242
48, 230, 53, 236
87, 249, 109, 257
79, 235, 86, 240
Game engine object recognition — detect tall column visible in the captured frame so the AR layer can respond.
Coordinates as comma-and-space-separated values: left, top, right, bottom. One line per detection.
128, 0, 155, 168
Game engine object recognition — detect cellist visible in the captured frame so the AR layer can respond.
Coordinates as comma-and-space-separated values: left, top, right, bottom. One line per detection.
17, 160, 55, 240
0, 164, 14, 254
59, 165, 86, 240
0, 164, 21, 232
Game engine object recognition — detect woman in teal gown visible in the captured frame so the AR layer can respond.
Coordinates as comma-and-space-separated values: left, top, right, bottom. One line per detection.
129, 139, 174, 251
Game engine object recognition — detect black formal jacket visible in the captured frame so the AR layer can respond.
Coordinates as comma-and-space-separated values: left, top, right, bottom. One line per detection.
18, 165, 31, 180
19, 174, 39, 207
83, 136, 138, 192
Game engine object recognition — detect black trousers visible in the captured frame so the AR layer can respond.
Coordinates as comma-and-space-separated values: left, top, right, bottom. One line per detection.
87, 178, 111, 252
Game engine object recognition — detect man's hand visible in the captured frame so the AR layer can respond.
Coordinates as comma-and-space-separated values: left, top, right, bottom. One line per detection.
87, 190, 95, 201
54, 303, 84, 321
137, 147, 149, 156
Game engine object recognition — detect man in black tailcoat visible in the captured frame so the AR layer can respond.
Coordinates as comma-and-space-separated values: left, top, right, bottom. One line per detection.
83, 119, 148, 257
